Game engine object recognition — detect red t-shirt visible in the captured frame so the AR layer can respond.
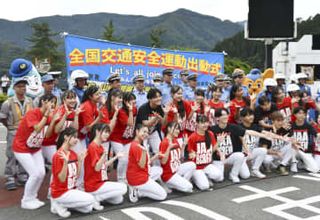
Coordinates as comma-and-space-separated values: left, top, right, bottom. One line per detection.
186, 101, 206, 134
165, 100, 192, 138
126, 141, 149, 186
13, 108, 46, 154
208, 100, 225, 126
100, 106, 110, 124
109, 107, 137, 144
229, 99, 247, 124
312, 124, 320, 155
84, 142, 108, 192
159, 137, 181, 182
276, 97, 292, 123
187, 131, 216, 170
78, 100, 99, 140
42, 116, 56, 146
51, 149, 78, 198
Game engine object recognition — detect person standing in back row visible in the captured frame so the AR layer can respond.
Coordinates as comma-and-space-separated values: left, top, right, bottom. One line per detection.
0, 78, 33, 190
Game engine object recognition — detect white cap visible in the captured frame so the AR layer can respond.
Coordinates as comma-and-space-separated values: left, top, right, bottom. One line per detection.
263, 78, 277, 90
290, 74, 298, 83
287, 83, 300, 92
70, 69, 89, 80
295, 72, 308, 80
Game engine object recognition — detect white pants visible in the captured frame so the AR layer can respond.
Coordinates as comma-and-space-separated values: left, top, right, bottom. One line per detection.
192, 163, 224, 190
143, 130, 163, 166
134, 178, 167, 201
264, 143, 294, 167
295, 151, 320, 173
314, 155, 320, 170
244, 147, 267, 173
102, 142, 110, 152
166, 162, 195, 192
90, 181, 127, 204
143, 130, 163, 154
149, 166, 163, 181
53, 189, 95, 213
223, 152, 248, 179
73, 139, 86, 188
14, 150, 46, 202
110, 141, 131, 181
42, 145, 56, 164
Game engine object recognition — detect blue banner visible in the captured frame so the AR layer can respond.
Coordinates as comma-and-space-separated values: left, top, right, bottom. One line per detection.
64, 34, 224, 90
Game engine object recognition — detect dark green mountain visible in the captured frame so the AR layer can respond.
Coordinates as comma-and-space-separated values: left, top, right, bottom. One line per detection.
0, 9, 242, 51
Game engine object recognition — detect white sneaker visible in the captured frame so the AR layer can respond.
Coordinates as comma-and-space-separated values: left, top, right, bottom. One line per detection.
252, 170, 266, 179
290, 162, 298, 173
229, 174, 240, 184
93, 201, 104, 211
50, 200, 71, 218
21, 200, 42, 210
34, 199, 45, 207
128, 186, 139, 203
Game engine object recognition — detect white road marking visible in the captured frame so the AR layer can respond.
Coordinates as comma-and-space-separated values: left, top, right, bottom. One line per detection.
233, 185, 300, 203
162, 200, 231, 220
121, 207, 184, 220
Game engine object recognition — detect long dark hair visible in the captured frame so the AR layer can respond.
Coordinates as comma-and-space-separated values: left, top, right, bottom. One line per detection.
39, 93, 57, 108
165, 122, 181, 137
196, 114, 211, 150
106, 89, 123, 113
195, 89, 205, 113
56, 127, 78, 149
89, 123, 111, 143
171, 85, 185, 118
122, 92, 136, 114
81, 85, 99, 103
229, 84, 250, 106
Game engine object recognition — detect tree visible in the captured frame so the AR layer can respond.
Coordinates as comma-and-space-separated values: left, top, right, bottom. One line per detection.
150, 27, 166, 48
26, 22, 64, 71
102, 20, 123, 42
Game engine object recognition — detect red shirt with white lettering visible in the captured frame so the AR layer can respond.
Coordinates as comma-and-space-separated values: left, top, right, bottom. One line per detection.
78, 100, 99, 140
55, 105, 76, 130
187, 131, 216, 170
165, 100, 192, 138
126, 141, 149, 186
276, 97, 292, 123
159, 137, 181, 182
51, 149, 78, 198
13, 108, 46, 153
84, 142, 108, 192
109, 107, 137, 144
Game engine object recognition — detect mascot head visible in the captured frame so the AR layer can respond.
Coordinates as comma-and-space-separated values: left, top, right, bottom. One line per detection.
243, 68, 275, 96
8, 58, 43, 98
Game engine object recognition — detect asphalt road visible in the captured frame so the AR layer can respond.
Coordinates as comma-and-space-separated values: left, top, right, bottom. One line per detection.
1, 172, 320, 220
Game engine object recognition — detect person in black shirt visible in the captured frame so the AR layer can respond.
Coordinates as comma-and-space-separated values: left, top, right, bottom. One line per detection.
254, 95, 278, 129
136, 88, 169, 161
291, 107, 320, 173
210, 108, 284, 183
240, 108, 267, 178
260, 111, 296, 175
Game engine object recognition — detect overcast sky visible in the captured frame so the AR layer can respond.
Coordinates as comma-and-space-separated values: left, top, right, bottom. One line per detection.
0, 0, 319, 22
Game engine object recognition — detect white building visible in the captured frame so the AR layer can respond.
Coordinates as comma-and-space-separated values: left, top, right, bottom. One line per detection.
273, 35, 320, 96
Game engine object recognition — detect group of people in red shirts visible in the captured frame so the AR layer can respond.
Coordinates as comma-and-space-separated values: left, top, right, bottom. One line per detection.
5, 67, 320, 218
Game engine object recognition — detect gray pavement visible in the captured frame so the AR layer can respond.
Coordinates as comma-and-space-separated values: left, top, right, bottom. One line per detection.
1, 172, 320, 220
